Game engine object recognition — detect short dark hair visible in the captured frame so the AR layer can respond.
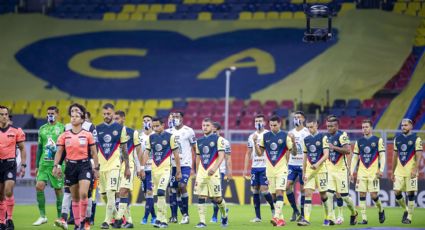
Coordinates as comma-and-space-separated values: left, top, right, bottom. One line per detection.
306, 119, 318, 124
402, 118, 413, 125
0, 106, 9, 113
269, 115, 281, 123
102, 103, 114, 110
116, 110, 125, 118
47, 106, 59, 113
294, 111, 305, 118
85, 111, 91, 119
173, 110, 184, 117
143, 115, 153, 120
254, 114, 265, 121
212, 122, 221, 130
203, 117, 213, 123
68, 103, 86, 116
362, 119, 373, 126
327, 114, 339, 123
152, 117, 163, 124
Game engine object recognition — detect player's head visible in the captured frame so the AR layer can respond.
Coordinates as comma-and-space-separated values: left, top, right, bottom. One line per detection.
306, 119, 318, 135
85, 111, 91, 122
172, 111, 184, 127
293, 111, 305, 127
326, 115, 339, 134
68, 103, 86, 116
47, 106, 59, 124
102, 103, 115, 124
212, 121, 221, 136
167, 112, 174, 129
70, 111, 85, 126
152, 117, 164, 133
143, 115, 153, 131
361, 119, 373, 136
114, 110, 126, 125
401, 118, 413, 134
202, 118, 213, 135
0, 106, 9, 126
254, 114, 266, 131
269, 115, 281, 133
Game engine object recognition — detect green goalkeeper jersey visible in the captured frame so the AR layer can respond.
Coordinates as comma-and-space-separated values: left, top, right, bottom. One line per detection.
36, 122, 65, 168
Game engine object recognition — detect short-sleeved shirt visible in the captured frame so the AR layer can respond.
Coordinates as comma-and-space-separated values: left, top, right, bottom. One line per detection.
140, 131, 154, 171
247, 130, 268, 168
0, 126, 25, 159
326, 131, 350, 173
38, 122, 65, 166
96, 122, 127, 172
259, 130, 293, 173
124, 127, 141, 169
219, 137, 231, 173
57, 130, 95, 161
170, 125, 196, 167
288, 127, 310, 166
303, 132, 329, 175
145, 131, 178, 170
196, 134, 225, 177
394, 133, 423, 177
353, 136, 385, 177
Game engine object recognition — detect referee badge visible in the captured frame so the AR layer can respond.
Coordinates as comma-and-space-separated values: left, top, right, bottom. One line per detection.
210, 142, 215, 147
278, 139, 283, 144
162, 140, 168, 145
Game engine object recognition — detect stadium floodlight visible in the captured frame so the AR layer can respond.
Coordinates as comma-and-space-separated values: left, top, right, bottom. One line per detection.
303, 0, 334, 43
224, 66, 237, 140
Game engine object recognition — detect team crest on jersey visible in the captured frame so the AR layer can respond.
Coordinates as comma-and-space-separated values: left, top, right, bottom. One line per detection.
401, 144, 407, 151
364, 146, 371, 154
155, 144, 162, 151
270, 142, 278, 150
309, 145, 317, 152
103, 135, 112, 143
316, 141, 321, 146
278, 139, 283, 144
408, 140, 413, 145
162, 140, 168, 145
210, 142, 215, 147
112, 130, 118, 136
202, 146, 210, 154
371, 142, 376, 147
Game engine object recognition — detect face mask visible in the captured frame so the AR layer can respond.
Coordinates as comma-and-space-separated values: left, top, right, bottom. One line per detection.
168, 119, 175, 129
293, 117, 301, 127
255, 122, 264, 130
173, 118, 181, 127
143, 122, 151, 130
47, 114, 56, 123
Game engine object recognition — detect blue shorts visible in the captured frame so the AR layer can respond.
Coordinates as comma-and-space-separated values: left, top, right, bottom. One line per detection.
250, 167, 268, 187
288, 165, 304, 185
170, 166, 191, 188
142, 170, 152, 192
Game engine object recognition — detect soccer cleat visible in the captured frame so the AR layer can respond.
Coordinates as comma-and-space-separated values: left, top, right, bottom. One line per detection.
402, 211, 408, 223
358, 220, 368, 225
250, 217, 262, 223
270, 217, 278, 226
54, 218, 68, 230
180, 214, 189, 224
122, 222, 134, 228
322, 219, 330, 226
276, 218, 286, 227
150, 217, 157, 225
210, 216, 218, 223
112, 219, 122, 228
297, 218, 310, 226
335, 217, 344, 225
153, 220, 162, 228
100, 222, 110, 229
0, 224, 5, 230
73, 225, 80, 230
379, 210, 385, 224
271, 209, 275, 217
329, 219, 335, 226
33, 217, 48, 226
195, 222, 207, 228
169, 217, 178, 223
67, 217, 75, 225
221, 216, 228, 227
160, 222, 168, 228
6, 219, 14, 230
84, 219, 91, 230
290, 211, 300, 222
350, 211, 358, 225
402, 218, 412, 224
140, 218, 148, 225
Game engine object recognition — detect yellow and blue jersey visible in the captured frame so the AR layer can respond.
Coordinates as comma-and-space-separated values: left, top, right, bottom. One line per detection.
353, 136, 385, 177
195, 134, 225, 176
259, 130, 293, 173
96, 122, 127, 172
146, 131, 177, 170
326, 131, 350, 173
394, 133, 423, 177
303, 133, 329, 175
123, 127, 140, 169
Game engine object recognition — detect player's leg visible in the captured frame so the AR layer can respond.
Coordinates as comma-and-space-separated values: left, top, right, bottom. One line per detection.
211, 173, 224, 222
33, 179, 48, 225
358, 192, 367, 223
4, 160, 17, 230
286, 166, 300, 221
77, 179, 91, 229
338, 175, 357, 225
194, 176, 207, 227
405, 177, 418, 224
169, 167, 178, 223
298, 167, 305, 221
156, 169, 171, 228
114, 166, 134, 228
90, 179, 98, 225
179, 167, 191, 224
211, 175, 228, 227
297, 188, 313, 226
370, 190, 385, 223
69, 184, 82, 229
334, 192, 344, 223
0, 181, 6, 229
326, 172, 336, 224
141, 175, 150, 224
393, 176, 408, 223
272, 173, 287, 227
48, 166, 65, 222
259, 169, 274, 216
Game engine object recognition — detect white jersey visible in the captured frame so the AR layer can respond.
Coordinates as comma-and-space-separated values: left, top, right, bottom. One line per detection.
139, 130, 154, 171
219, 138, 232, 173
248, 129, 269, 168
288, 127, 310, 166
170, 125, 196, 167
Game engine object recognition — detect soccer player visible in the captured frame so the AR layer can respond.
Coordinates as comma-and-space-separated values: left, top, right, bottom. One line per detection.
350, 119, 385, 224
194, 118, 228, 228
140, 117, 182, 228
112, 111, 141, 228
0, 105, 27, 230
139, 115, 157, 225
211, 122, 232, 223
53, 111, 100, 230
326, 116, 358, 225
287, 111, 310, 221
169, 111, 196, 224
96, 103, 130, 229
33, 106, 65, 226
392, 118, 422, 224
297, 119, 330, 226
243, 114, 275, 223
253, 115, 295, 227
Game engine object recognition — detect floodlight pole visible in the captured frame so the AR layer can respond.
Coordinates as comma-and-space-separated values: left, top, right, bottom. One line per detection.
224, 70, 231, 140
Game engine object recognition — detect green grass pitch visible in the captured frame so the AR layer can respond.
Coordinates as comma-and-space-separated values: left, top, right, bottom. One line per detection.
14, 205, 425, 229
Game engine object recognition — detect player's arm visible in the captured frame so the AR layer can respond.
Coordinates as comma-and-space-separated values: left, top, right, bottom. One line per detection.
391, 138, 398, 182
88, 135, 100, 179
120, 127, 130, 178
209, 137, 226, 176
35, 131, 43, 170
53, 134, 65, 178
377, 138, 386, 178
288, 132, 297, 156
189, 129, 197, 174
331, 132, 351, 155
226, 154, 232, 180
315, 137, 329, 169
171, 135, 182, 181
253, 134, 264, 156
302, 147, 307, 181
350, 141, 360, 176
133, 130, 142, 172
286, 136, 294, 162
412, 137, 423, 179
16, 128, 27, 177
243, 146, 251, 179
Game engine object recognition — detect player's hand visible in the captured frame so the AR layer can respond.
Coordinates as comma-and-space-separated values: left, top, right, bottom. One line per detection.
139, 170, 146, 180
19, 165, 26, 178
328, 143, 335, 150
350, 174, 355, 183
226, 173, 233, 181
35, 168, 38, 176
176, 170, 182, 181
252, 134, 258, 143
391, 174, 396, 182
124, 167, 131, 180
208, 168, 216, 176
288, 133, 295, 142
411, 168, 418, 179
311, 163, 318, 170
303, 176, 308, 182
376, 171, 383, 179
93, 170, 99, 180
243, 172, 250, 180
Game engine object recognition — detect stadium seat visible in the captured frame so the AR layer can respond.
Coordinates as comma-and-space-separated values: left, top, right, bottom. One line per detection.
103, 12, 116, 20
158, 99, 173, 109
339, 116, 352, 129
291, 0, 303, 4
405, 7, 418, 16
362, 99, 375, 109
130, 12, 143, 20
115, 100, 130, 110
149, 4, 163, 12
330, 108, 344, 117
136, 4, 149, 12
183, 0, 197, 4
266, 11, 280, 20
333, 99, 346, 109
280, 100, 294, 110
264, 100, 278, 109
393, 2, 407, 13
210, 0, 224, 4
280, 12, 293, 19
163, 4, 176, 13
347, 99, 361, 108
144, 13, 157, 20
359, 108, 373, 117
173, 100, 187, 109
122, 4, 137, 13
275, 108, 289, 118
408, 2, 421, 11
144, 99, 159, 109
340, 2, 356, 12
253, 12, 266, 20
12, 100, 27, 114
198, 11, 212, 20
117, 12, 130, 20
26, 100, 43, 117
130, 100, 144, 110
143, 108, 156, 117
293, 11, 305, 19
345, 108, 358, 117
239, 11, 252, 20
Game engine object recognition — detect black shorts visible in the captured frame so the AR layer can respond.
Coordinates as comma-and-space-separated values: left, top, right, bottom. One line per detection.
64, 159, 92, 186
0, 159, 17, 183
